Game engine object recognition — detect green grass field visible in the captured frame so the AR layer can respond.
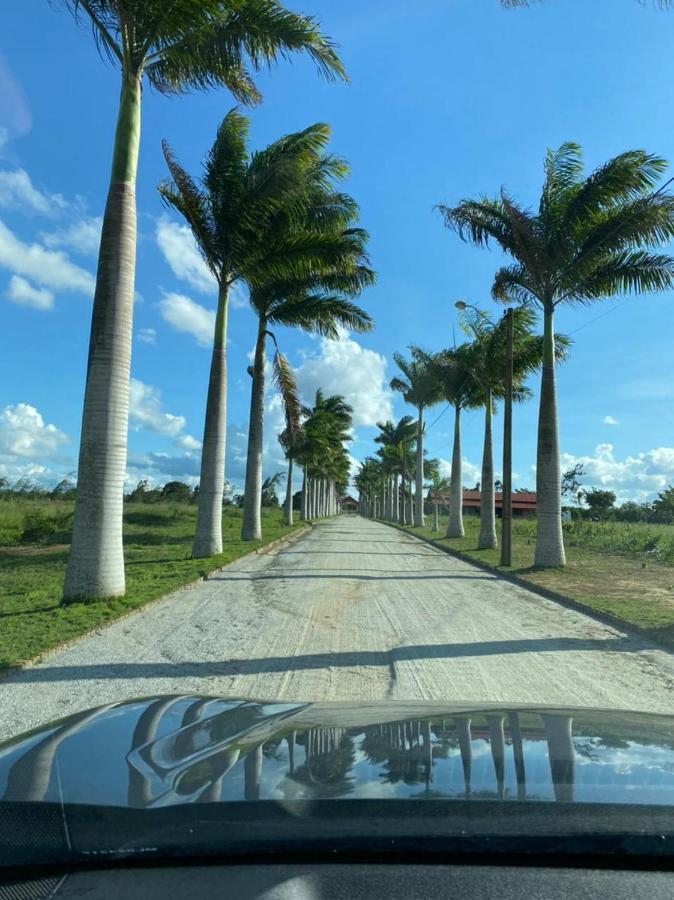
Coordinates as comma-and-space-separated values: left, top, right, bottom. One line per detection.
400, 515, 674, 649
0, 500, 301, 672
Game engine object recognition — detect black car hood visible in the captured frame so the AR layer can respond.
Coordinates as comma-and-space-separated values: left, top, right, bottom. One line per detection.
1, 696, 673, 810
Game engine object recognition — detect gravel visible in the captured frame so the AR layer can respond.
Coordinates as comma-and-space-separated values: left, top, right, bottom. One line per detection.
2, 516, 673, 741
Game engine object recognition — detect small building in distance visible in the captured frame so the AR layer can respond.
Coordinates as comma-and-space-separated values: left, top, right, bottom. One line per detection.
427, 489, 536, 518
340, 495, 359, 513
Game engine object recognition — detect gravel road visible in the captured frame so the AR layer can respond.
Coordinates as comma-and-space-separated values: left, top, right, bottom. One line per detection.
2, 516, 674, 740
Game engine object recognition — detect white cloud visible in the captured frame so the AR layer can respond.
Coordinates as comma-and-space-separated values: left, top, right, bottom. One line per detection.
156, 218, 216, 294
158, 291, 215, 347
5, 275, 54, 311
0, 168, 67, 216
603, 415, 620, 426
561, 442, 674, 502
0, 217, 94, 296
174, 433, 202, 451
137, 327, 156, 345
295, 331, 393, 427
42, 215, 102, 256
0, 403, 68, 459
437, 456, 481, 488
128, 379, 186, 438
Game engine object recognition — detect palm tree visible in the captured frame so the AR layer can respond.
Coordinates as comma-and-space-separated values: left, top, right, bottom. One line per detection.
374, 417, 416, 525
438, 143, 674, 565
279, 425, 304, 526
61, 1, 345, 600
456, 306, 570, 550
390, 348, 443, 528
158, 113, 349, 556
423, 345, 481, 538
298, 391, 354, 521
240, 170, 374, 541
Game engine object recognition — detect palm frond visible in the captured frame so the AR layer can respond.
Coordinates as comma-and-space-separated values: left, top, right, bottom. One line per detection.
144, 0, 346, 97
159, 139, 219, 271
273, 350, 302, 434
268, 293, 373, 336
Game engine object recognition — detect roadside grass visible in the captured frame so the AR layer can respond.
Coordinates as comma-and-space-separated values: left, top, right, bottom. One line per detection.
399, 515, 674, 649
0, 502, 301, 672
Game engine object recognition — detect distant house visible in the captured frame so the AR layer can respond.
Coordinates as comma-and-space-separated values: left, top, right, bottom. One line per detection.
427, 489, 536, 518
340, 495, 359, 512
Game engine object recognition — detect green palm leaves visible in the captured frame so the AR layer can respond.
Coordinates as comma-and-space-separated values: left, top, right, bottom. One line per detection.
61, 0, 346, 599
438, 143, 674, 566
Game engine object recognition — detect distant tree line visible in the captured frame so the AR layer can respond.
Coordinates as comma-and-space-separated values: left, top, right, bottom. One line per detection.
560, 464, 674, 524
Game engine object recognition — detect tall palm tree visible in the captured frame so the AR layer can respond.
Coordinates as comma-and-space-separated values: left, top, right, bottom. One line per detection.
61, 1, 345, 600
390, 348, 443, 528
279, 425, 304, 526
158, 113, 346, 556
298, 391, 354, 521
422, 345, 481, 538
457, 306, 570, 550
240, 176, 374, 540
374, 417, 416, 525
438, 143, 674, 565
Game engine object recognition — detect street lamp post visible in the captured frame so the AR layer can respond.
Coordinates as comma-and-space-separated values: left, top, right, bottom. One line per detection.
454, 300, 514, 564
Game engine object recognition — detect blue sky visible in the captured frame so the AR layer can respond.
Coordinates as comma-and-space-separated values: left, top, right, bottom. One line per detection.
2, 0, 674, 501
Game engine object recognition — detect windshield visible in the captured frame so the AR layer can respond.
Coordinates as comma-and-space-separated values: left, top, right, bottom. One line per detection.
2, 0, 674, 869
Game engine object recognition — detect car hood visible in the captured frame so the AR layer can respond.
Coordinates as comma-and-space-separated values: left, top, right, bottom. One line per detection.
1, 696, 674, 810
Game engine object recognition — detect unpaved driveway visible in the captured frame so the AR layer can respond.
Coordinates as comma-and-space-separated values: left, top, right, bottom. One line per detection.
2, 516, 673, 740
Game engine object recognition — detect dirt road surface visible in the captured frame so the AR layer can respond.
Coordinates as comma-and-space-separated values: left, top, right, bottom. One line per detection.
2, 516, 673, 740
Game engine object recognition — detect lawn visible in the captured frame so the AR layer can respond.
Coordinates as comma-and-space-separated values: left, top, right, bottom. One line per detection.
399, 515, 674, 649
0, 501, 302, 672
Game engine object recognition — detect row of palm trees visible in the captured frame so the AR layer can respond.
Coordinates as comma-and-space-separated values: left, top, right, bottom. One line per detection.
359, 142, 674, 567
161, 112, 373, 546
282, 390, 355, 526
59, 1, 368, 602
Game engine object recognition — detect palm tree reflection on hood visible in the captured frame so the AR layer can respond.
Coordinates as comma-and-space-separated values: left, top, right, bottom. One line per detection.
283, 728, 357, 799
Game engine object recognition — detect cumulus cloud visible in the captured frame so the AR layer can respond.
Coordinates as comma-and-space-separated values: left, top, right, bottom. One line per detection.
5, 274, 54, 310
0, 217, 94, 296
136, 327, 156, 345
295, 331, 393, 427
0, 403, 68, 459
603, 415, 620, 426
41, 215, 102, 256
158, 291, 215, 347
0, 168, 67, 216
156, 218, 216, 294
561, 442, 674, 502
128, 379, 186, 438
437, 456, 481, 488
174, 433, 202, 451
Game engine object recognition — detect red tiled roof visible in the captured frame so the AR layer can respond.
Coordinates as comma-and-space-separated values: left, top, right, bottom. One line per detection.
428, 489, 536, 509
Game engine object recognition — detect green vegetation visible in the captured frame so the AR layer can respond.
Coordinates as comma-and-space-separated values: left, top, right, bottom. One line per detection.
0, 499, 301, 672
398, 515, 674, 648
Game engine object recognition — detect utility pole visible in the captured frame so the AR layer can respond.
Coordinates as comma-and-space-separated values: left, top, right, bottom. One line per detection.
501, 307, 513, 567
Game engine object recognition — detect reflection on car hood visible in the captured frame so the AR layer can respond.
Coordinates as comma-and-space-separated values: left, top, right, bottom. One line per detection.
1, 697, 674, 809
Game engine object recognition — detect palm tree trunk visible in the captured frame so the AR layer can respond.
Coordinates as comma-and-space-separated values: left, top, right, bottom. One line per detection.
301, 466, 307, 520
393, 473, 399, 522
284, 456, 293, 526
400, 454, 407, 525
432, 503, 439, 532
63, 72, 141, 601
241, 317, 266, 541
535, 304, 566, 566
447, 403, 464, 538
415, 407, 425, 527
192, 283, 229, 557
478, 389, 497, 550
